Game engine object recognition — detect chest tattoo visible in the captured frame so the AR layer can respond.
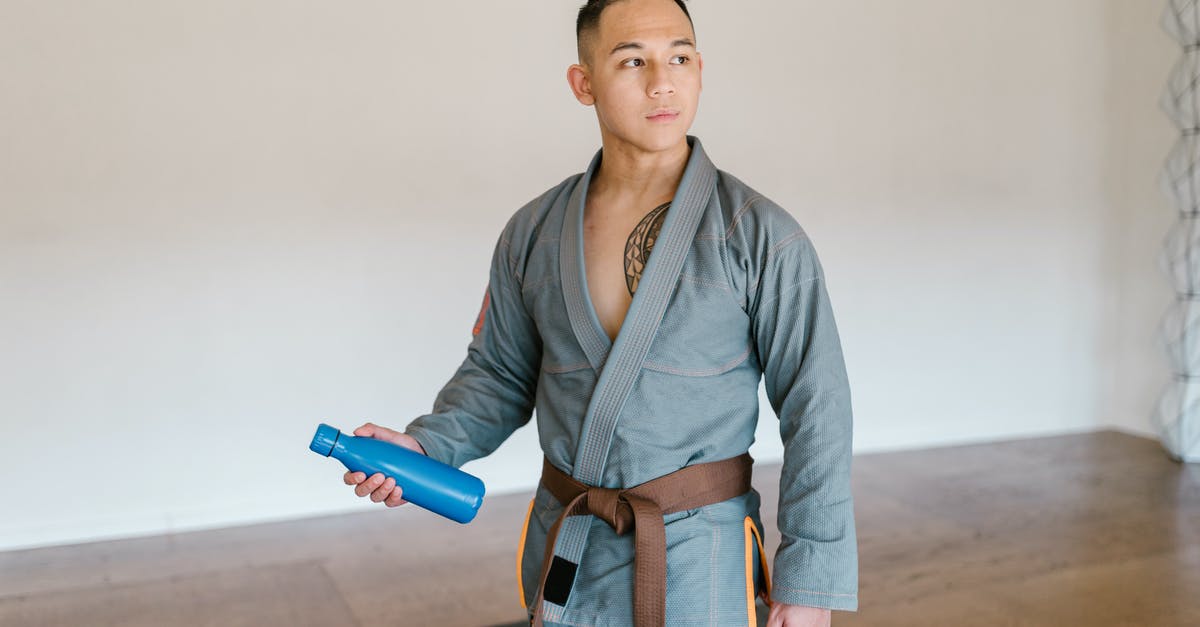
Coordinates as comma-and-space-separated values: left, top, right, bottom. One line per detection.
623, 202, 670, 296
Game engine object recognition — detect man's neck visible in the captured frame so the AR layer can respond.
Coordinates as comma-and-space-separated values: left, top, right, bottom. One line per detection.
588, 135, 691, 210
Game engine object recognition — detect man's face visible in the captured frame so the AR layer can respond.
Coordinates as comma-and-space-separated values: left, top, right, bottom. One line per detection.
570, 0, 702, 154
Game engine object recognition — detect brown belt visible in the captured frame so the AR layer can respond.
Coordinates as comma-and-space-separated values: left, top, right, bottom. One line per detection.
531, 453, 754, 627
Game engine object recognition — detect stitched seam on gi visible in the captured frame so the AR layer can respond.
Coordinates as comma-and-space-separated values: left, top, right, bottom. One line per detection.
504, 244, 527, 284
755, 276, 820, 308
696, 193, 763, 241
517, 238, 557, 270
504, 181, 570, 279
700, 198, 750, 314
542, 361, 591, 374
767, 230, 808, 255
512, 237, 561, 272
772, 585, 857, 598
643, 345, 752, 377
500, 235, 521, 284
521, 274, 558, 294
699, 505, 716, 625
746, 232, 810, 298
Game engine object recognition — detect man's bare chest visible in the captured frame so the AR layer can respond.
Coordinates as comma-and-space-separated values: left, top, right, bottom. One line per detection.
582, 199, 671, 342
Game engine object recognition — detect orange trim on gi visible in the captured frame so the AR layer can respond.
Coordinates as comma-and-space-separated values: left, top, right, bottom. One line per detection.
743, 516, 757, 625
744, 515, 773, 625
516, 497, 535, 609
749, 517, 772, 605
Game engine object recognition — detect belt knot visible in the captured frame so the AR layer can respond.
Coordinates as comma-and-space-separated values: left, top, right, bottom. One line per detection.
585, 486, 635, 535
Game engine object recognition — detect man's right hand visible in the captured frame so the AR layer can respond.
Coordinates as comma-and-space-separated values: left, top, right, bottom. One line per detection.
341, 422, 427, 508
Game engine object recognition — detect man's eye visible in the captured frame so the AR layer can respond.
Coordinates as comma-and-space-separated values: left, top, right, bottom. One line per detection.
672, 55, 689, 64
623, 58, 644, 68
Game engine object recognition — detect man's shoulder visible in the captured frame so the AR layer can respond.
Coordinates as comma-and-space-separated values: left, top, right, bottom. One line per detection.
500, 172, 581, 240
713, 168, 810, 251
712, 170, 826, 296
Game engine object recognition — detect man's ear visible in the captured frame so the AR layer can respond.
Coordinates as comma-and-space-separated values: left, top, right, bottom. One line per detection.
567, 63, 596, 106
697, 51, 703, 92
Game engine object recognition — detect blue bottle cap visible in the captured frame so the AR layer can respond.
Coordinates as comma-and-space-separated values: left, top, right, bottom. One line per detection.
309, 423, 341, 457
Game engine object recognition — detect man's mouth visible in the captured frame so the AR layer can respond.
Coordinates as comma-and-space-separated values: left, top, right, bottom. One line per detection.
647, 109, 679, 122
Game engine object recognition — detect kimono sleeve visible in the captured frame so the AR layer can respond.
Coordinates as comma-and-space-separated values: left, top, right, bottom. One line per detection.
748, 218, 859, 611
403, 221, 541, 469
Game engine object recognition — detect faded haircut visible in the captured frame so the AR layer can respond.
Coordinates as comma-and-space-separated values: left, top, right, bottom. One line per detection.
575, 0, 693, 66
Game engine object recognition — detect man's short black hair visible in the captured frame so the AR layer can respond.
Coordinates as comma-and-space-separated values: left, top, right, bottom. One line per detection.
576, 0, 693, 66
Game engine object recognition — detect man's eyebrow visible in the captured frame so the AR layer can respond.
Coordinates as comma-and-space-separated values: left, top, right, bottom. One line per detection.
608, 38, 695, 56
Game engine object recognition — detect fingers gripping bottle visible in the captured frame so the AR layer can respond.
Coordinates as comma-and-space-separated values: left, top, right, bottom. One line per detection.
309, 423, 485, 524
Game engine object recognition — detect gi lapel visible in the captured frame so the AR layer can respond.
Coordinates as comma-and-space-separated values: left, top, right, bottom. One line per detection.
538, 136, 718, 622
559, 148, 613, 374
561, 135, 718, 487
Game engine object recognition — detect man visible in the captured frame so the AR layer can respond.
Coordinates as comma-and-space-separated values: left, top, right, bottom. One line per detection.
342, 1, 857, 625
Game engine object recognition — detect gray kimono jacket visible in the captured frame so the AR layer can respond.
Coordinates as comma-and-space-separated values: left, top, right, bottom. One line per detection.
405, 135, 857, 626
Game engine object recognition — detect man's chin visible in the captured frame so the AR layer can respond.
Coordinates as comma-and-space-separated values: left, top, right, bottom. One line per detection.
619, 128, 691, 154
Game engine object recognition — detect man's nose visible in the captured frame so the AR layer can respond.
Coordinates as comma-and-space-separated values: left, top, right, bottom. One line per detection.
647, 65, 675, 97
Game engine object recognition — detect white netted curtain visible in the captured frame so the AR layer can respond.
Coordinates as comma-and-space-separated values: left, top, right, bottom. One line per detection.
1156, 0, 1200, 462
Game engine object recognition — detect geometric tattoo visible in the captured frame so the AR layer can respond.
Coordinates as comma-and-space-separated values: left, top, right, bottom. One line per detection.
623, 202, 670, 296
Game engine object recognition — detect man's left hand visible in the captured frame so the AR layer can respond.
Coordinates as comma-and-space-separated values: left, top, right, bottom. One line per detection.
765, 602, 832, 627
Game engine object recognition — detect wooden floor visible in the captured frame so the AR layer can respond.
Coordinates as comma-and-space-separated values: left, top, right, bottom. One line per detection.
2, 429, 1197, 626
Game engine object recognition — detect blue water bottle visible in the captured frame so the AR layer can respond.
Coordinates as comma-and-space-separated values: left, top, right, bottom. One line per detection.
309, 423, 485, 524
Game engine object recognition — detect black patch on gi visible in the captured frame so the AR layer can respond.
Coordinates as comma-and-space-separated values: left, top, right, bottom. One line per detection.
543, 556, 579, 606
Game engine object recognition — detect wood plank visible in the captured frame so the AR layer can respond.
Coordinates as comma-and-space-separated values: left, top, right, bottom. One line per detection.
0, 561, 358, 627
837, 544, 1200, 627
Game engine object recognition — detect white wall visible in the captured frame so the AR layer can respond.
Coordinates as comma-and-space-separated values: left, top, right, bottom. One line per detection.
0, 0, 1177, 551
1102, 1, 1178, 438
